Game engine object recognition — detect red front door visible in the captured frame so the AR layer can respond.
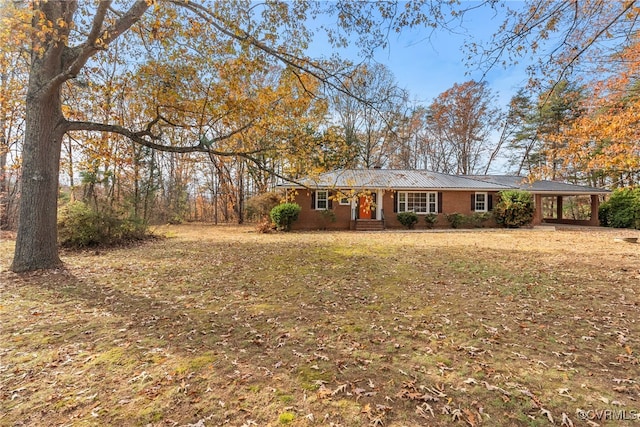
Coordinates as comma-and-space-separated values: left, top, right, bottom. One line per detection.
359, 196, 372, 219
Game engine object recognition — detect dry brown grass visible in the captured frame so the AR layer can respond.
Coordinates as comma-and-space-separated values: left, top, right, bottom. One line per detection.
1, 225, 639, 426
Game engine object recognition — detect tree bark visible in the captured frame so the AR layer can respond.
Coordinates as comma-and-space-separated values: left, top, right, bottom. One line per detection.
0, 118, 8, 230
11, 76, 65, 271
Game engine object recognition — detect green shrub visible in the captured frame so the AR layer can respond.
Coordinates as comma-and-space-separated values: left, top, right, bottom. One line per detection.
116, 216, 148, 241
445, 212, 467, 228
58, 201, 149, 248
470, 212, 492, 228
599, 188, 640, 229
269, 203, 301, 231
397, 212, 418, 229
424, 213, 438, 228
493, 190, 534, 228
58, 201, 102, 247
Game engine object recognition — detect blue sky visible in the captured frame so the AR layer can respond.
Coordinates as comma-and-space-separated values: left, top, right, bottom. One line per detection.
308, 1, 531, 108
376, 11, 531, 106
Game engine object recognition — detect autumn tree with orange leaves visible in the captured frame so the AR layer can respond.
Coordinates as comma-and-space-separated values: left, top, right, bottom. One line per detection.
426, 80, 500, 175
0, 3, 29, 230
7, 0, 640, 271
477, 1, 640, 184
548, 36, 640, 188
7, 0, 462, 272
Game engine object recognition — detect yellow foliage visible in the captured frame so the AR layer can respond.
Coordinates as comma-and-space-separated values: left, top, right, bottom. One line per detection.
540, 34, 640, 183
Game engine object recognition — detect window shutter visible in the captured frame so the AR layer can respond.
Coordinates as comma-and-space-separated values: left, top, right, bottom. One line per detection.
470, 194, 475, 211
393, 191, 398, 213
438, 192, 443, 213
328, 191, 333, 209
311, 191, 316, 209
488, 194, 493, 211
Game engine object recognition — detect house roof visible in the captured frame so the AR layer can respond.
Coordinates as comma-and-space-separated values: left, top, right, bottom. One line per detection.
283, 169, 509, 190
280, 169, 609, 195
467, 175, 610, 195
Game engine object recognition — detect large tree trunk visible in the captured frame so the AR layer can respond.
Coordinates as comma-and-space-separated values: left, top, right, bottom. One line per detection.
11, 94, 65, 271
11, 60, 66, 272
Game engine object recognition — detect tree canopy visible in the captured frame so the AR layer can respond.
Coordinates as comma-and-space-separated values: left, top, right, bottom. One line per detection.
3, 0, 640, 271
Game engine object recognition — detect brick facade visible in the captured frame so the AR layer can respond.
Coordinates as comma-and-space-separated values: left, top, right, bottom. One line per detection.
291, 190, 352, 230
281, 170, 606, 230
290, 189, 501, 230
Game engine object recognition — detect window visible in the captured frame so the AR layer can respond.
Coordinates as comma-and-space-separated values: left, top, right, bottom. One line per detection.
397, 191, 437, 214
474, 192, 487, 212
339, 196, 350, 205
315, 190, 328, 210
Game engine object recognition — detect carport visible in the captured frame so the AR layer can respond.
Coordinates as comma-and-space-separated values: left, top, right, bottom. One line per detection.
468, 176, 610, 226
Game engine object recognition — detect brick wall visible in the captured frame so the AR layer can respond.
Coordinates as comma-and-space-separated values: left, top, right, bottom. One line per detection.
383, 190, 499, 229
290, 190, 352, 230
289, 189, 500, 230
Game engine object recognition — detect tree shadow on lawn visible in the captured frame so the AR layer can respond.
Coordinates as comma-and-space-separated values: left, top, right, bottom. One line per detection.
1, 235, 639, 426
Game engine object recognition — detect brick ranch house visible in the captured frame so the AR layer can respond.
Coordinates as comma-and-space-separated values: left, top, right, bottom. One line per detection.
278, 169, 610, 231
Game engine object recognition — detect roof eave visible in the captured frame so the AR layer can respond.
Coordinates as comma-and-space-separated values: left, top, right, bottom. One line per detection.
528, 190, 610, 195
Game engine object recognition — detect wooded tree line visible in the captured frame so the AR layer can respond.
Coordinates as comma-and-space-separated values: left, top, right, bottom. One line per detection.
3, 58, 638, 227
4, 51, 638, 227
2, 0, 640, 271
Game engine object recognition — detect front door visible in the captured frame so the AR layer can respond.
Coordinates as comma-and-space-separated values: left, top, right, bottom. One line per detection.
359, 196, 371, 219
358, 194, 376, 219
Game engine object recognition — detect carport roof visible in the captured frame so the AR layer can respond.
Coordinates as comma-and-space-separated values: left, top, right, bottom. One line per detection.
467, 175, 610, 195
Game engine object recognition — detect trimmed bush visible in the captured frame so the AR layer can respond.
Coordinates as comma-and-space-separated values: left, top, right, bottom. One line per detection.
397, 211, 418, 229
493, 190, 534, 228
316, 209, 336, 229
445, 212, 467, 229
269, 203, 301, 231
470, 212, 492, 228
599, 188, 640, 229
424, 213, 438, 229
58, 201, 149, 248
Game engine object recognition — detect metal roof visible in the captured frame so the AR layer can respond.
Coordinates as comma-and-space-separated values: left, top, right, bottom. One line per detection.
282, 169, 509, 190
280, 169, 609, 194
467, 175, 610, 195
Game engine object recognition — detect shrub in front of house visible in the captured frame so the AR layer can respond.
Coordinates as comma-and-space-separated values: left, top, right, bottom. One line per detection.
397, 212, 418, 229
599, 187, 640, 229
424, 213, 438, 229
493, 190, 534, 228
445, 212, 467, 228
270, 203, 301, 231
470, 212, 492, 228
316, 209, 336, 229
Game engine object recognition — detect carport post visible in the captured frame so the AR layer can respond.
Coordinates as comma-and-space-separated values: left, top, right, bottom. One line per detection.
590, 195, 600, 226
556, 196, 563, 220
533, 194, 543, 225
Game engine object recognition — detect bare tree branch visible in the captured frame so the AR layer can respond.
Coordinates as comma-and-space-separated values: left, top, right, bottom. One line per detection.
66, 119, 258, 157
46, 1, 150, 92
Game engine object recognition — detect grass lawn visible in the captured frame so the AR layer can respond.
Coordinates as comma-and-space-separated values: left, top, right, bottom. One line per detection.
1, 225, 639, 426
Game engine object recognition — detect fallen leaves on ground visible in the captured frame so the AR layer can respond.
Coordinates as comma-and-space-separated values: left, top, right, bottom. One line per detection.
0, 225, 638, 426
